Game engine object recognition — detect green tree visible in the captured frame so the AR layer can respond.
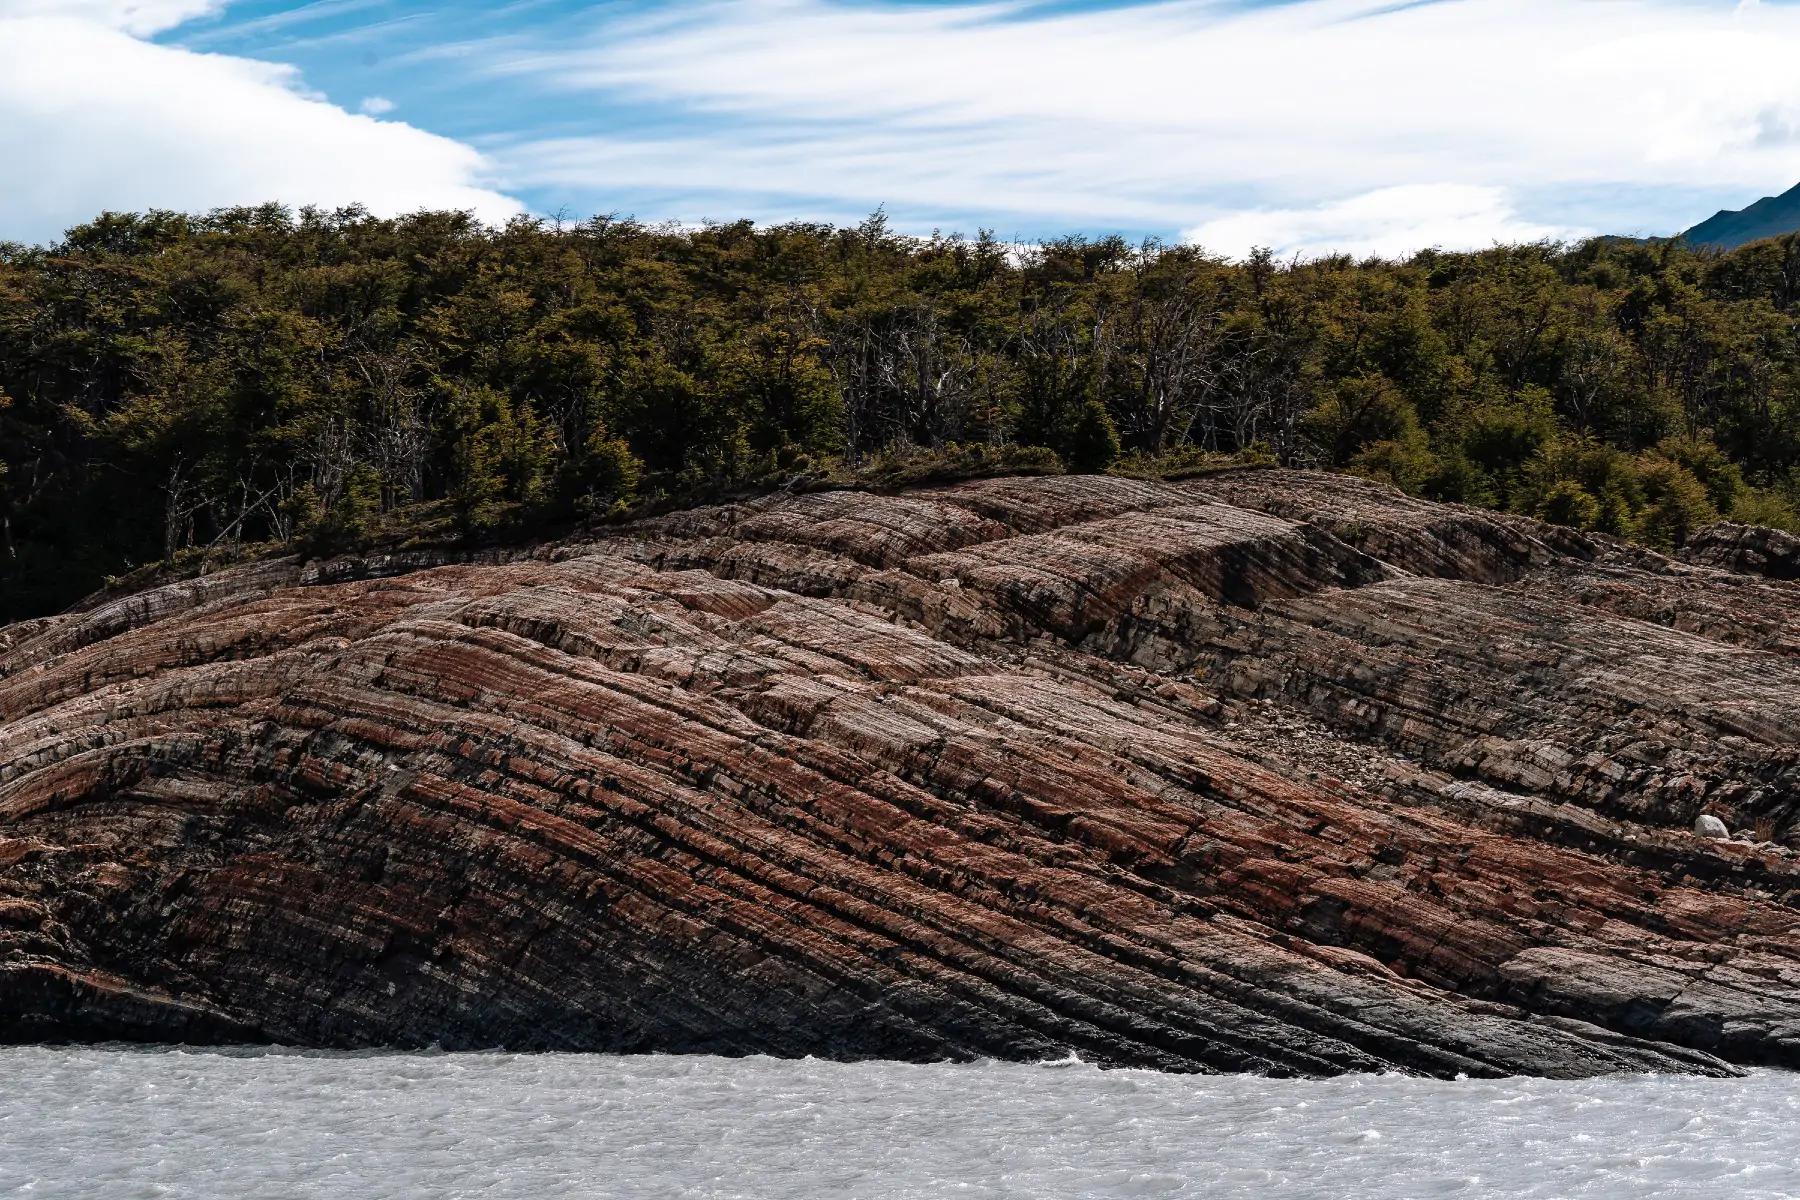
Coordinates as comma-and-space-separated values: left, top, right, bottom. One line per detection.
6, 204, 1800, 620
1536, 479, 1601, 530
1066, 398, 1121, 474
1635, 456, 1719, 550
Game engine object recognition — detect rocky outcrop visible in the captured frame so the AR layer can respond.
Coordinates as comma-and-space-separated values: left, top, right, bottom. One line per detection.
2, 470, 1799, 1078
1683, 521, 1800, 581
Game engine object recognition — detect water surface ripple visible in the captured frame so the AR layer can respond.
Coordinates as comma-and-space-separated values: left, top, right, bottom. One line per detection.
2, 1048, 1797, 1198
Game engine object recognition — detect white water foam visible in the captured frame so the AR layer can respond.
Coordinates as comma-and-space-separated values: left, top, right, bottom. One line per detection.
1, 1047, 1797, 1198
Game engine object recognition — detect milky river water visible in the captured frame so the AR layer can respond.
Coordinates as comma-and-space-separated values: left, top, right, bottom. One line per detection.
3, 1048, 1799, 1199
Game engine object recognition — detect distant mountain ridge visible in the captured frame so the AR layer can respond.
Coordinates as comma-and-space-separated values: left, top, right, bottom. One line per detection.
1683, 181, 1800, 249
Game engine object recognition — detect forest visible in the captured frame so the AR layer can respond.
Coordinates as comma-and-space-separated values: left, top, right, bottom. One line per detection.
2, 204, 1798, 621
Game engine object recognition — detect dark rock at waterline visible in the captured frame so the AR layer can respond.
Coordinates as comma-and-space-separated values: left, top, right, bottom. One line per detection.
3, 470, 1799, 1078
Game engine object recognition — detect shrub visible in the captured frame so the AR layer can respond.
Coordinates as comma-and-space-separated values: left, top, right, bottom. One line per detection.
1731, 487, 1800, 533
1536, 479, 1601, 529
1065, 399, 1121, 474
1635, 456, 1719, 550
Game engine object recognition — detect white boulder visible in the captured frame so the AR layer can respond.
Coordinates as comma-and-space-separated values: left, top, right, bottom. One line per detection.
1694, 813, 1731, 839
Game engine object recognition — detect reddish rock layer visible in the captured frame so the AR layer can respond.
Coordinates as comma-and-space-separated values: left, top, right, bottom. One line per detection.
2, 470, 1798, 1077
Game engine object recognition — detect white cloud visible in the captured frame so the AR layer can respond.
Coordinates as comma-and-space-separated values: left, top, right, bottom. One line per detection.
1183, 185, 1575, 259
360, 95, 396, 116
0, 8, 522, 244
0, 0, 224, 36
492, 0, 1800, 250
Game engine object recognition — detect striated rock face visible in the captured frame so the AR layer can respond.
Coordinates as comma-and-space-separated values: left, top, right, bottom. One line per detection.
1683, 521, 1800, 581
3, 470, 1800, 1078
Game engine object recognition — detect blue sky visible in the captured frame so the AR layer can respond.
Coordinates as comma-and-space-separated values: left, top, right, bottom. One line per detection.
4, 0, 1800, 254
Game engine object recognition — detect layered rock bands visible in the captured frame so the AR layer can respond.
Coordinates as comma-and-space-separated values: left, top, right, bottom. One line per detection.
3, 470, 1799, 1079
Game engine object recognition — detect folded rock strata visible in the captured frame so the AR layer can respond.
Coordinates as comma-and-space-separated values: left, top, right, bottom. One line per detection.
2, 469, 1798, 1078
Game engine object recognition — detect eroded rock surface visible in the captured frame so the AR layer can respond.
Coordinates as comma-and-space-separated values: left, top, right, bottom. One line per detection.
1683, 521, 1800, 581
3, 470, 1798, 1078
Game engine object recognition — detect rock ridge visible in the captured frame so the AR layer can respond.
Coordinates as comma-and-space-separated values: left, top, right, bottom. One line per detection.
2, 469, 1798, 1078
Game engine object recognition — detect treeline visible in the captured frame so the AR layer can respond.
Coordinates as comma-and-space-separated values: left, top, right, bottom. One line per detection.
2, 204, 1799, 620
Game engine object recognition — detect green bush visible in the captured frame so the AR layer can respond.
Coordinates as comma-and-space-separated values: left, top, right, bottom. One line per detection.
1731, 487, 1800, 533
1066, 398, 1121, 474
290, 465, 384, 557
1536, 479, 1601, 530
1634, 456, 1719, 550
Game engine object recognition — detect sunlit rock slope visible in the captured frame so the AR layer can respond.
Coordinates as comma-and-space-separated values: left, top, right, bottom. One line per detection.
3, 470, 1799, 1078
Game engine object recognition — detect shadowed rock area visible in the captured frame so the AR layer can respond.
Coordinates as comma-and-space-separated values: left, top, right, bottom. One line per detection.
3, 470, 1799, 1078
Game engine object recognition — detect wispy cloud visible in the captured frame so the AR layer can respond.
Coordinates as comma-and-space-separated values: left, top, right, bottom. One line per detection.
0, 2, 521, 243
10, 0, 1800, 252
485, 0, 1800, 252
